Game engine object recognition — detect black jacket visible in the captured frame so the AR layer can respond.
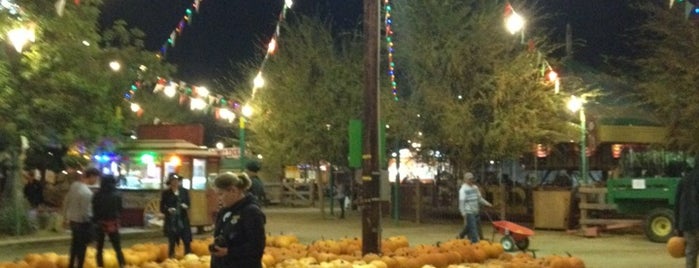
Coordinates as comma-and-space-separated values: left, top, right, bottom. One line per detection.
674, 169, 699, 231
160, 187, 192, 238
210, 194, 266, 268
92, 184, 122, 221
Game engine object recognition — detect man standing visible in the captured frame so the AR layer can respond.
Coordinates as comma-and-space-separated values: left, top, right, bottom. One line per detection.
64, 167, 100, 268
458, 172, 492, 243
160, 173, 192, 259
675, 158, 699, 268
245, 161, 267, 205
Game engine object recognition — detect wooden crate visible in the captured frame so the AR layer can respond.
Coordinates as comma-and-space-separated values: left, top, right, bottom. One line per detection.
533, 189, 572, 230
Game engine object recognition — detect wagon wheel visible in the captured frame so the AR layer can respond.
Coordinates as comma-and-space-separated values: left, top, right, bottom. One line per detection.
500, 235, 516, 252
515, 237, 530, 250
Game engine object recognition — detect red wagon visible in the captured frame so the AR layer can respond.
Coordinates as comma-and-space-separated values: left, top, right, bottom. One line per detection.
490, 220, 535, 252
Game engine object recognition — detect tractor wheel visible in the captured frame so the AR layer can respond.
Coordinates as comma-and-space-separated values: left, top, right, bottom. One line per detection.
644, 208, 675, 243
500, 235, 516, 252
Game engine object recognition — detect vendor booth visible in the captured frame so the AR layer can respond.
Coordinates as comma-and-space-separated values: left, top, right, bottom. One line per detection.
110, 125, 220, 227
116, 139, 220, 228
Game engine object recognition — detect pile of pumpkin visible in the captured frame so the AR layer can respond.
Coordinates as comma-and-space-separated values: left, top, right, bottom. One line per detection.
0, 234, 586, 268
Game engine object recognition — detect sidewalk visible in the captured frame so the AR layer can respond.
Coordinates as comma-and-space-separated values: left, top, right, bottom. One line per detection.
0, 227, 163, 249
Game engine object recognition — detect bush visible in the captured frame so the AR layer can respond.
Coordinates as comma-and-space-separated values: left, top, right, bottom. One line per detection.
0, 201, 35, 235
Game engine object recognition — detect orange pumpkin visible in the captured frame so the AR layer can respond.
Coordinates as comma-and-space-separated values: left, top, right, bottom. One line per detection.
667, 236, 686, 258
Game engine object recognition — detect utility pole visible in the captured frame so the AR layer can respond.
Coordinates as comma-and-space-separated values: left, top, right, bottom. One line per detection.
361, 0, 381, 255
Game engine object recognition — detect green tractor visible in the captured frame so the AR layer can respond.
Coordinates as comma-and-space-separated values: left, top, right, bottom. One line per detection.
606, 177, 679, 243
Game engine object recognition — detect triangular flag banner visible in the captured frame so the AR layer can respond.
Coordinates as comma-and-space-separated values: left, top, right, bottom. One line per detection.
169, 31, 177, 47
179, 94, 188, 105
55, 0, 66, 16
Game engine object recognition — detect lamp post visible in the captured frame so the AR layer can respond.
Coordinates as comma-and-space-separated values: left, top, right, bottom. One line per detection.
567, 96, 588, 185
239, 105, 253, 171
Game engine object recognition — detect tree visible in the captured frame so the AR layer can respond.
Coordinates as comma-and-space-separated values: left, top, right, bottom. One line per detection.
0, 0, 176, 234
628, 1, 699, 154
229, 15, 365, 173
393, 0, 570, 174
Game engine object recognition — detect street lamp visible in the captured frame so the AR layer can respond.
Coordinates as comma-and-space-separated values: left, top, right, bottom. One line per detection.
504, 5, 525, 43
567, 95, 588, 185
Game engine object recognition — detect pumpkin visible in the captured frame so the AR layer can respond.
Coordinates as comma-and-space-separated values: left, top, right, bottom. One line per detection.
667, 236, 686, 258
568, 256, 586, 268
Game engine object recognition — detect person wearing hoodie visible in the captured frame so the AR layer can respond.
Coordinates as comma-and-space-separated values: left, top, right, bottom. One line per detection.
92, 175, 126, 268
209, 172, 266, 268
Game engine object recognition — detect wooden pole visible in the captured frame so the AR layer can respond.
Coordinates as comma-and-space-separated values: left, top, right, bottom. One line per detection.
361, 0, 381, 255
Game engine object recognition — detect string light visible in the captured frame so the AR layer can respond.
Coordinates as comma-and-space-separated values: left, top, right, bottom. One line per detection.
248, 0, 293, 99
384, 0, 399, 101
504, 3, 559, 93
119, 0, 295, 121
158, 0, 203, 59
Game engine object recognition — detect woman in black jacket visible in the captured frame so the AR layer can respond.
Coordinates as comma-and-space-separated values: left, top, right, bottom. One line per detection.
160, 173, 192, 258
92, 175, 126, 268
210, 172, 266, 268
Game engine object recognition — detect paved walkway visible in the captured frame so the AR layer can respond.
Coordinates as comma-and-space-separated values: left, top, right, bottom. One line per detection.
0, 226, 162, 248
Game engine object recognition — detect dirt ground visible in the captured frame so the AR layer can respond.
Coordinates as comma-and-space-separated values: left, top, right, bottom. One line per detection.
0, 206, 685, 267
265, 207, 683, 268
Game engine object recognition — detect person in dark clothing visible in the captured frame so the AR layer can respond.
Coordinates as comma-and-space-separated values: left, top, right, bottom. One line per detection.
23, 171, 43, 208
333, 179, 348, 219
92, 175, 126, 268
675, 157, 699, 268
210, 172, 266, 268
245, 161, 267, 205
160, 173, 192, 258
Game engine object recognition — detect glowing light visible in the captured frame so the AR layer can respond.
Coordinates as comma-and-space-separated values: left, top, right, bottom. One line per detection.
567, 95, 583, 113
219, 108, 236, 122
190, 98, 206, 110
267, 38, 277, 55
140, 154, 155, 164
242, 104, 253, 117
109, 61, 121, 71
7, 27, 35, 52
505, 11, 525, 34
130, 103, 141, 112
164, 82, 177, 97
253, 72, 265, 89
284, 0, 293, 8
196, 86, 210, 97
168, 156, 181, 166
82, 40, 90, 46
547, 70, 558, 81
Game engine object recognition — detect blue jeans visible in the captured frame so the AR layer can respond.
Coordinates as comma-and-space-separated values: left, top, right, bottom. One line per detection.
459, 213, 480, 243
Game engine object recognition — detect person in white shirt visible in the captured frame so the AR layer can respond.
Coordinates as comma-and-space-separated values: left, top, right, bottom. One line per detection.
458, 172, 492, 243
64, 167, 100, 268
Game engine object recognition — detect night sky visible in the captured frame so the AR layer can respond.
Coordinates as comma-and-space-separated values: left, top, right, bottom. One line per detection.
99, 0, 634, 89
